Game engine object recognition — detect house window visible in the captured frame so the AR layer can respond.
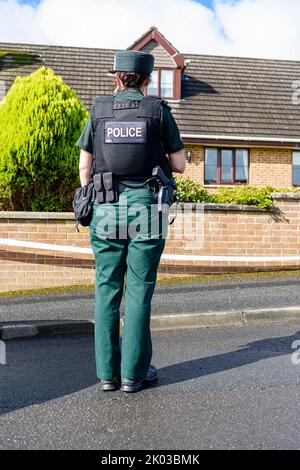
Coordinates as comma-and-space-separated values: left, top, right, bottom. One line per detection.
292, 152, 300, 186
205, 148, 249, 184
160, 70, 173, 97
147, 70, 158, 95
147, 69, 174, 99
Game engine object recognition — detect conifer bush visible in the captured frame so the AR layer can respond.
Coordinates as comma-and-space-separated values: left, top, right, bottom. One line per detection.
0, 67, 88, 211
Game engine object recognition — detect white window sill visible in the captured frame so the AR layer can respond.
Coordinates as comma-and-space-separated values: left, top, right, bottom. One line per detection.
204, 184, 237, 188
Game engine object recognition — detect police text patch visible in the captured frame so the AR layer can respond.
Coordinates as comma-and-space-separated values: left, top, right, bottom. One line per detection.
105, 121, 147, 144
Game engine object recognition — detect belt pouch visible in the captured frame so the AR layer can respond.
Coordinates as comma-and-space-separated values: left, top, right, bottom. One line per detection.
93, 173, 105, 203
103, 172, 118, 203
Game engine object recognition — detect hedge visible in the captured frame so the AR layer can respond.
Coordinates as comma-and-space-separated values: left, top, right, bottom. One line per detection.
0, 67, 88, 211
175, 177, 299, 209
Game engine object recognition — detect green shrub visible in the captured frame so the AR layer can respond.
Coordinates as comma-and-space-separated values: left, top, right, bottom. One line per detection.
272, 186, 299, 193
175, 176, 213, 203
174, 179, 300, 209
174, 177, 277, 208
211, 185, 300, 209
0, 67, 88, 211
210, 185, 276, 209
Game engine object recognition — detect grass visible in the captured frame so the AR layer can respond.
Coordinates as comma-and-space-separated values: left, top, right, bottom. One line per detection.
0, 284, 94, 299
156, 269, 300, 285
1, 268, 300, 299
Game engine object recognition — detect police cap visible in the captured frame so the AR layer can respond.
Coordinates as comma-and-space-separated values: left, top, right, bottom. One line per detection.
110, 51, 154, 75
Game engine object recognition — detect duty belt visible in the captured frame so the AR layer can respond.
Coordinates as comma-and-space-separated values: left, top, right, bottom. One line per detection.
117, 182, 144, 194
93, 172, 154, 204
92, 169, 179, 225
117, 178, 152, 194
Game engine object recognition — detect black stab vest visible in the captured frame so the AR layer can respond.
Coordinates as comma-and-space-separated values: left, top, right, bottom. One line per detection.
90, 95, 172, 178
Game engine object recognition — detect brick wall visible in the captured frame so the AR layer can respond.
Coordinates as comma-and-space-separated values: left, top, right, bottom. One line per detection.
250, 148, 292, 187
0, 214, 93, 292
1, 193, 300, 292
182, 145, 294, 190
182, 145, 204, 184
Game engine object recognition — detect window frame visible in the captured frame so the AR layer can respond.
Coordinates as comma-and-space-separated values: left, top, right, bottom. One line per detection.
204, 147, 250, 185
292, 151, 300, 187
146, 67, 176, 100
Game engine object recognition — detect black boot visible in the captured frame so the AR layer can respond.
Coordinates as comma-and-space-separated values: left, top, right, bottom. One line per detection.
100, 376, 121, 392
121, 365, 158, 393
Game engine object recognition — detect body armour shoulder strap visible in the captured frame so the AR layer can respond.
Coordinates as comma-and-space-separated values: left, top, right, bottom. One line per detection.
137, 96, 164, 119
92, 96, 114, 120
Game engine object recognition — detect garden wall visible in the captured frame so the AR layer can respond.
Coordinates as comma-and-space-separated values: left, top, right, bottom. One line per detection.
0, 193, 300, 292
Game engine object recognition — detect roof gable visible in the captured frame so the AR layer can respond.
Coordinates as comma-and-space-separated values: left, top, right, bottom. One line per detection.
1, 40, 300, 143
139, 39, 176, 68
127, 26, 185, 68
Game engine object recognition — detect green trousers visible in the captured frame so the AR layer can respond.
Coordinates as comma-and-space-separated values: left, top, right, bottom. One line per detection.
89, 187, 167, 381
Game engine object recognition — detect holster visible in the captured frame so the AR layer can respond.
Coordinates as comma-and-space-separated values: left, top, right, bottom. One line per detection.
93, 172, 119, 204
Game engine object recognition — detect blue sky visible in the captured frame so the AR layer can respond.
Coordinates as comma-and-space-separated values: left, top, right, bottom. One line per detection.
18, 0, 41, 5
19, 0, 215, 8
2, 0, 300, 60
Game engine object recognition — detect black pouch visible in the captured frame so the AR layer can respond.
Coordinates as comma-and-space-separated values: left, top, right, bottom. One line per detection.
72, 179, 96, 230
103, 172, 119, 203
93, 173, 105, 203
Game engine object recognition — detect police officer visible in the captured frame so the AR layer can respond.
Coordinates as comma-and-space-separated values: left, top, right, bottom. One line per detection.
76, 50, 185, 393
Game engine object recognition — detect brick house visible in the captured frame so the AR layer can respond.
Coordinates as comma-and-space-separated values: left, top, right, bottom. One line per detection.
1, 26, 300, 191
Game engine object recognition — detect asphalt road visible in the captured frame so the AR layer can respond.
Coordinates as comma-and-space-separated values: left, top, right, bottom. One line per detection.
1, 271, 300, 323
1, 323, 300, 449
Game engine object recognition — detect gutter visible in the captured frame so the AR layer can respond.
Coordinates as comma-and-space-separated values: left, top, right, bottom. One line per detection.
181, 133, 300, 144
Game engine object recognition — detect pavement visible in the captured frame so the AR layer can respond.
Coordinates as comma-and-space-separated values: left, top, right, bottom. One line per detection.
0, 323, 300, 449
1, 271, 300, 338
